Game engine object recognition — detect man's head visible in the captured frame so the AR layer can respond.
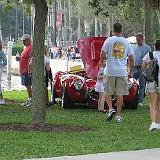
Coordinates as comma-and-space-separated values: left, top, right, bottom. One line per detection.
113, 23, 122, 34
22, 34, 31, 46
155, 39, 160, 51
136, 33, 143, 46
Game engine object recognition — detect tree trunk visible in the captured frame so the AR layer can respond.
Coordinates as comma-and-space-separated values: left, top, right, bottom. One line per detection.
95, 17, 98, 37
144, 0, 154, 49
105, 17, 110, 37
32, 0, 48, 127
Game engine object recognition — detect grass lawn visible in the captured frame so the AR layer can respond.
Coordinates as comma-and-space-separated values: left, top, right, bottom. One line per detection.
0, 90, 159, 160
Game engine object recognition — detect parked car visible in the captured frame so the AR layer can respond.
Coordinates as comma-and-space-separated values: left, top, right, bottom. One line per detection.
52, 37, 139, 109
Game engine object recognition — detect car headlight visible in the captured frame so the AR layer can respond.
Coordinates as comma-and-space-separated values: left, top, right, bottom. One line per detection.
74, 80, 83, 90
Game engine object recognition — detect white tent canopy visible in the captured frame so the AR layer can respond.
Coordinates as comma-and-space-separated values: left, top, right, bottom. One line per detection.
126, 36, 137, 44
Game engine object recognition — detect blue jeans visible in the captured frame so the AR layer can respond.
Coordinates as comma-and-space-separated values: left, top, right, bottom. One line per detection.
133, 67, 146, 103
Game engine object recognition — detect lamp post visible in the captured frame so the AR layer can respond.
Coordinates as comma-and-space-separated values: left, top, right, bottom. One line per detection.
15, 6, 18, 41
22, 3, 25, 35
54, 0, 57, 46
31, 4, 35, 40
7, 41, 13, 89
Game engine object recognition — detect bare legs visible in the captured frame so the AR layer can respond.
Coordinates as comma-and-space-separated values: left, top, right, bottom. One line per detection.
116, 95, 123, 116
105, 94, 113, 110
105, 94, 123, 115
147, 91, 160, 130
98, 92, 105, 111
148, 92, 157, 123
156, 94, 160, 123
25, 85, 32, 99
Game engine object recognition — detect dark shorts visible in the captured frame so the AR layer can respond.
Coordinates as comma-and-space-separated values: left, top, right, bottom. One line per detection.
21, 73, 32, 86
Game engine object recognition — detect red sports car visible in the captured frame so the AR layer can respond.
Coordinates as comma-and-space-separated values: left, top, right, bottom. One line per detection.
52, 37, 139, 109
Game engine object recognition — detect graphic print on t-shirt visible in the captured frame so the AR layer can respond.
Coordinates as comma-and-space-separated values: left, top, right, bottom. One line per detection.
112, 42, 125, 59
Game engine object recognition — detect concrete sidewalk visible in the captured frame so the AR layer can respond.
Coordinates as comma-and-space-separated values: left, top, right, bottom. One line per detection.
24, 148, 160, 160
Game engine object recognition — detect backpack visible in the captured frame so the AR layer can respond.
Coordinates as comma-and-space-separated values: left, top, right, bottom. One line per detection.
144, 52, 159, 86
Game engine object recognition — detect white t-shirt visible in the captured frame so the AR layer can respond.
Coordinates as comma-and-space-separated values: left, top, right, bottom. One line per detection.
143, 51, 160, 80
102, 36, 133, 76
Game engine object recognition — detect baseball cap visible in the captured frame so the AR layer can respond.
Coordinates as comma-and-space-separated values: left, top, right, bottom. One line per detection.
22, 34, 30, 40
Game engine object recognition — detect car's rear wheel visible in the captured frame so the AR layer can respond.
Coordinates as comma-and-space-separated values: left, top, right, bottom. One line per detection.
61, 86, 74, 109
51, 86, 56, 104
124, 90, 138, 110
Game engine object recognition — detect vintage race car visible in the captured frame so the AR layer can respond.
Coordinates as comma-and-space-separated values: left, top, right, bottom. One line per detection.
52, 37, 139, 109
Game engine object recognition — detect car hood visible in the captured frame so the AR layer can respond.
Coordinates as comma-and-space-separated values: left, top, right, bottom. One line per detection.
77, 37, 106, 79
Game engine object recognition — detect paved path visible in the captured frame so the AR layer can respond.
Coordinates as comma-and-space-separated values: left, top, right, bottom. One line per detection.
23, 148, 160, 160
2, 57, 83, 90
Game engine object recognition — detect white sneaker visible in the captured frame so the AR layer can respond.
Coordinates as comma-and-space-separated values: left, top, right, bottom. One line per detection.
115, 115, 122, 123
20, 99, 32, 107
0, 99, 5, 105
138, 102, 143, 107
149, 122, 160, 131
106, 109, 116, 121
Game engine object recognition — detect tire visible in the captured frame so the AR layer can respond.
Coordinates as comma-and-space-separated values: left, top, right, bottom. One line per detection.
51, 87, 56, 104
124, 90, 138, 110
61, 86, 74, 109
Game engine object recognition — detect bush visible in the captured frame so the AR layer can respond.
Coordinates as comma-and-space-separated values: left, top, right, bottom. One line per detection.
12, 44, 23, 56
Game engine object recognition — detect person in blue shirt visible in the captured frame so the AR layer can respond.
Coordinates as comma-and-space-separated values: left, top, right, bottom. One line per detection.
0, 40, 7, 104
133, 33, 151, 106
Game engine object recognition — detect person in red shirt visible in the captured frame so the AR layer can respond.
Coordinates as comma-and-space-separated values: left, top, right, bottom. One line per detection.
18, 34, 32, 107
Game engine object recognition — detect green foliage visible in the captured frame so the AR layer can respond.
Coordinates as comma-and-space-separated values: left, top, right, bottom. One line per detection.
88, 0, 109, 17
119, 0, 144, 34
0, 4, 31, 42
12, 43, 23, 56
120, 0, 144, 22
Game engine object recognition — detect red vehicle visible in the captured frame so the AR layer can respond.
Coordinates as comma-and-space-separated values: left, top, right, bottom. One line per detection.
52, 37, 139, 109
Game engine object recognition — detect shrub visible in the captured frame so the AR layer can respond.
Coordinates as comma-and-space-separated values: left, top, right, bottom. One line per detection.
12, 44, 23, 56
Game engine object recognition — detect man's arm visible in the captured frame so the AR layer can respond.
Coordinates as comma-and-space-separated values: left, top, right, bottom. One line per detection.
128, 54, 134, 78
141, 60, 147, 71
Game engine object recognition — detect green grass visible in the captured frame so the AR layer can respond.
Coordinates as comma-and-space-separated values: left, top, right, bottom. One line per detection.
0, 90, 159, 160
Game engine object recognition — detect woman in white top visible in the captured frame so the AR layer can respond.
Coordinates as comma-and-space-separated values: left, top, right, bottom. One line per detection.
142, 40, 160, 131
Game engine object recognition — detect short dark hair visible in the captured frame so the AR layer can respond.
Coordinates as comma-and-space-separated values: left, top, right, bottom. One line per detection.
155, 39, 160, 51
136, 32, 143, 39
113, 23, 122, 33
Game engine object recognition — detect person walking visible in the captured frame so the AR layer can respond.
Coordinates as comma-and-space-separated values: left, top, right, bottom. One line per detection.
0, 41, 7, 104
142, 40, 160, 131
133, 33, 151, 106
100, 23, 134, 122
18, 34, 32, 107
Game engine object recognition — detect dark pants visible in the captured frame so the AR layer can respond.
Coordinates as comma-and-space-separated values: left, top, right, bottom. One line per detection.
133, 66, 146, 103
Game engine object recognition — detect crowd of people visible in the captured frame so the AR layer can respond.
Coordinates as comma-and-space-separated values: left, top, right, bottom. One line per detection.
49, 45, 80, 61
0, 22, 159, 132
96, 22, 160, 131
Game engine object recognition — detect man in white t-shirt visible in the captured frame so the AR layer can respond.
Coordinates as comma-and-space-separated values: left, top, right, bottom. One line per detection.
100, 23, 134, 122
